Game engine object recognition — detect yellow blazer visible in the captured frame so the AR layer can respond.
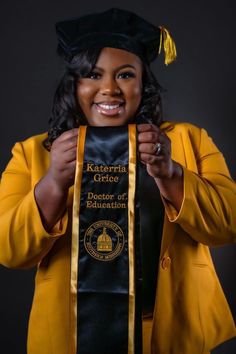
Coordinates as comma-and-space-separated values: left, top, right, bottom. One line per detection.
0, 122, 235, 354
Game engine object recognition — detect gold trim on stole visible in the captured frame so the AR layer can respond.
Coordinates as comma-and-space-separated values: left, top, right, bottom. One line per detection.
70, 126, 87, 354
128, 124, 136, 354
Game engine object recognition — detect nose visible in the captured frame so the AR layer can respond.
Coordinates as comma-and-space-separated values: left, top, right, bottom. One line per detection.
100, 76, 121, 96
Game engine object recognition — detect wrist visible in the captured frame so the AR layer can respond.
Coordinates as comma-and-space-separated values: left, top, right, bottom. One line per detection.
34, 174, 69, 232
169, 160, 183, 180
154, 161, 183, 211
45, 171, 70, 197
155, 160, 183, 181
35, 174, 69, 203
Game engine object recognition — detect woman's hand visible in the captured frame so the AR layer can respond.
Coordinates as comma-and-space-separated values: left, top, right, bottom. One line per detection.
137, 124, 173, 179
47, 129, 78, 192
137, 124, 183, 211
34, 129, 78, 231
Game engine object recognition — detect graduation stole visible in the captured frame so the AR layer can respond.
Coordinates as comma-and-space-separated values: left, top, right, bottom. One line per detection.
70, 125, 142, 354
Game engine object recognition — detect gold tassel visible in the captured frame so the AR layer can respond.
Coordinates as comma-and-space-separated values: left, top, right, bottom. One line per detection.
158, 26, 177, 65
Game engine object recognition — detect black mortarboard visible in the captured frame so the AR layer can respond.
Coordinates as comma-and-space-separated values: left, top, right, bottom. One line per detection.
55, 8, 176, 65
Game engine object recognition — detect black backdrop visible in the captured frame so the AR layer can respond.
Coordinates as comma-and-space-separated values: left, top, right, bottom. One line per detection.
0, 0, 236, 353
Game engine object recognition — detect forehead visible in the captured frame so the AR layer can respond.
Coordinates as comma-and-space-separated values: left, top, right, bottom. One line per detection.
95, 47, 142, 69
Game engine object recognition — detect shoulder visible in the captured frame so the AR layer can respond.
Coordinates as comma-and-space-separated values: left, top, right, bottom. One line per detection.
161, 121, 224, 166
160, 121, 210, 148
17, 132, 48, 148
13, 132, 48, 154
10, 132, 49, 170
160, 121, 202, 135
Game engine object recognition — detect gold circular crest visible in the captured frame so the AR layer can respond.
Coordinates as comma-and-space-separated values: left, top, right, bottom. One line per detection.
84, 220, 125, 261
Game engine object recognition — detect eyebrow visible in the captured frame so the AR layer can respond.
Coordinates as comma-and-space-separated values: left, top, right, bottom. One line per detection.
94, 64, 136, 71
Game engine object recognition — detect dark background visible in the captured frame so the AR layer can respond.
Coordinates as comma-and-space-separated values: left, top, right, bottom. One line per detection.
0, 0, 236, 353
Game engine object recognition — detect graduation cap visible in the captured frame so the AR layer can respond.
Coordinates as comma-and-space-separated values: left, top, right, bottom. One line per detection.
55, 8, 177, 65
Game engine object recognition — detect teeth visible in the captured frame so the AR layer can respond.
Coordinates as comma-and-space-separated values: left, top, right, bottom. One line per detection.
97, 104, 121, 110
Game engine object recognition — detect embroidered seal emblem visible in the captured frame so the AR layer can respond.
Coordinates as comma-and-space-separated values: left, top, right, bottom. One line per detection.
84, 220, 125, 261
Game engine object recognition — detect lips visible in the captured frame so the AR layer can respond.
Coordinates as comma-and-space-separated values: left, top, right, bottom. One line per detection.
97, 103, 121, 110
94, 101, 125, 116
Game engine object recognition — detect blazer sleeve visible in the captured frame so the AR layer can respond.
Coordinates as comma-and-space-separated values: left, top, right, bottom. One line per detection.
0, 141, 68, 269
164, 127, 236, 246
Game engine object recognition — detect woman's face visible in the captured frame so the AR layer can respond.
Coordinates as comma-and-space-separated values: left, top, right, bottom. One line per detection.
76, 47, 143, 126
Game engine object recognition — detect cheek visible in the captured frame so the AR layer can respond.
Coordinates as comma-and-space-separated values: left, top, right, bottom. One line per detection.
128, 83, 142, 106
133, 85, 142, 97
76, 85, 93, 107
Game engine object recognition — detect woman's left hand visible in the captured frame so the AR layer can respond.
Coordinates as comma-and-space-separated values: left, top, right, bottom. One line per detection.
137, 124, 184, 210
137, 124, 174, 179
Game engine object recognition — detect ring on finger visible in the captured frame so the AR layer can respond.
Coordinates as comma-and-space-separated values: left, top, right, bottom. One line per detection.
154, 142, 162, 155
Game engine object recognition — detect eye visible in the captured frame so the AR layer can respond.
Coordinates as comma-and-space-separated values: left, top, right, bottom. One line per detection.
85, 71, 101, 80
117, 71, 136, 79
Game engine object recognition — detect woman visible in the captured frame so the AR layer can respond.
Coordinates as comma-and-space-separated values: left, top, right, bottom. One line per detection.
0, 8, 235, 354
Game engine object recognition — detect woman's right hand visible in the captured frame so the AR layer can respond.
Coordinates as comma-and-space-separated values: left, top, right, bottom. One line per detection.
47, 128, 78, 193
34, 128, 78, 231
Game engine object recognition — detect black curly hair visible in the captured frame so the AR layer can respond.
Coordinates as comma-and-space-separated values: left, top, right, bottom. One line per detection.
43, 47, 163, 150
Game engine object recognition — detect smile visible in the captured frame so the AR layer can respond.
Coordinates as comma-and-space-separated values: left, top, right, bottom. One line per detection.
97, 103, 121, 110
94, 102, 125, 116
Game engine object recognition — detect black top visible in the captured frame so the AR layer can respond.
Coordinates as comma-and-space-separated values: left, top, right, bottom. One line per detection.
139, 165, 164, 316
